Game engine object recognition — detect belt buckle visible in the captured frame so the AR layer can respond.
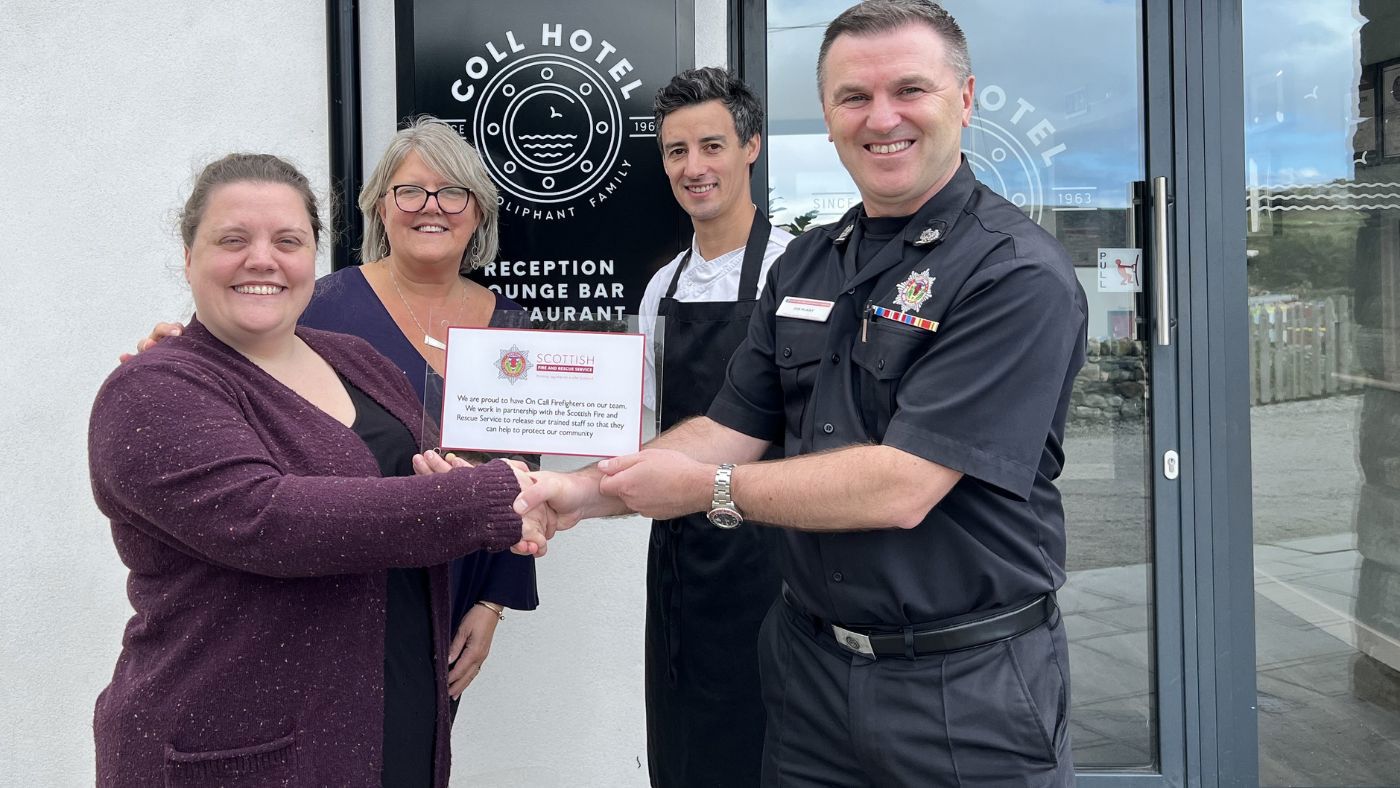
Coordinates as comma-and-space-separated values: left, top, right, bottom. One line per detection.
831, 624, 875, 657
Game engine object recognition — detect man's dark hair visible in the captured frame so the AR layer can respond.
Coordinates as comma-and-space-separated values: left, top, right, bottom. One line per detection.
653, 67, 764, 146
817, 0, 971, 96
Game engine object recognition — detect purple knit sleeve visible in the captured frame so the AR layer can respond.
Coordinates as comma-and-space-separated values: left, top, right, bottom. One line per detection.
88, 360, 524, 577
430, 458, 524, 554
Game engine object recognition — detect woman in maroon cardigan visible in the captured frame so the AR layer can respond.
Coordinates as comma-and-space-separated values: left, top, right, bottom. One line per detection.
87, 153, 546, 787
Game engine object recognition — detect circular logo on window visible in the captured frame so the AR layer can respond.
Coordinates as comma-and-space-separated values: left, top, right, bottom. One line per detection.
964, 116, 1046, 226
473, 53, 623, 205
961, 84, 1075, 225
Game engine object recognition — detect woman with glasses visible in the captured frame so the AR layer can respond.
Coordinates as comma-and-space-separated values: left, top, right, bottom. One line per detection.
300, 117, 540, 749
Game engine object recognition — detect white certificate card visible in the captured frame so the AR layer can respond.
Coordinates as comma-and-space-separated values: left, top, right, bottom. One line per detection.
439, 327, 646, 458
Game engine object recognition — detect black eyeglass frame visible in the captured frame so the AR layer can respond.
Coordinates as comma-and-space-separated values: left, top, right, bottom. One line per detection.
388, 184, 473, 214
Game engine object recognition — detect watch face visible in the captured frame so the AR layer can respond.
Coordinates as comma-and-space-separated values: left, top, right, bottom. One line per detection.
707, 507, 743, 529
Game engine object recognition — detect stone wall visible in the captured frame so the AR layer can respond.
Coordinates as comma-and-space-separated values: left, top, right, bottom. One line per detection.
1071, 339, 1148, 424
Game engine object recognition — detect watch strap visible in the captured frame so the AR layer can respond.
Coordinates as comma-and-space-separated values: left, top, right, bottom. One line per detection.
712, 463, 736, 508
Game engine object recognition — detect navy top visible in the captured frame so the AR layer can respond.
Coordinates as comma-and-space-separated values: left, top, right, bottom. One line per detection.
708, 160, 1088, 628
301, 266, 539, 623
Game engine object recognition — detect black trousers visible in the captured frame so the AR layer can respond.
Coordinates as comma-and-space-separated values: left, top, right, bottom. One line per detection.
756, 599, 1074, 787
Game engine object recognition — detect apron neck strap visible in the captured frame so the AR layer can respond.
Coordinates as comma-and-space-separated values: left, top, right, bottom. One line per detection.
666, 207, 772, 301
736, 208, 771, 302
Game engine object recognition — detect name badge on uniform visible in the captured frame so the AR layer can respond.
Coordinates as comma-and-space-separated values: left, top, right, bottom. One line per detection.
776, 296, 835, 322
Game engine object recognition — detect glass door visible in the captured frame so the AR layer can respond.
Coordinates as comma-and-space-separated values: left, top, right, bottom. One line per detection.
1241, 2, 1400, 784
759, 0, 1181, 781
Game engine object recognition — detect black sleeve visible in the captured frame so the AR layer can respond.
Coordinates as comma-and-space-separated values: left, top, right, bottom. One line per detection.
882, 257, 1084, 500
705, 259, 787, 441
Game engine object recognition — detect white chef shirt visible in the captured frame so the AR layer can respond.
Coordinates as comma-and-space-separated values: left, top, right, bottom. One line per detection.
639, 225, 794, 411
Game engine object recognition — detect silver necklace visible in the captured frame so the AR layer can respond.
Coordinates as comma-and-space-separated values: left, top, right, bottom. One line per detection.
386, 263, 468, 351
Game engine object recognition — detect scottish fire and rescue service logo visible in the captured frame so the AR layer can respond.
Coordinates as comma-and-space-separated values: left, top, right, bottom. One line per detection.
450, 25, 644, 220
496, 345, 532, 383
894, 269, 935, 313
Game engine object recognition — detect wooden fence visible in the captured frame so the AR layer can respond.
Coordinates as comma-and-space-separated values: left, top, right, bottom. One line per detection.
1249, 296, 1359, 405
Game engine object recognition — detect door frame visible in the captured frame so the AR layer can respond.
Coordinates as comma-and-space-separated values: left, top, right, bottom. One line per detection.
1170, 0, 1257, 785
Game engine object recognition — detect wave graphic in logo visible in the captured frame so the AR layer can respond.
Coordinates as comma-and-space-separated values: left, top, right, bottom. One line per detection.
519, 134, 578, 162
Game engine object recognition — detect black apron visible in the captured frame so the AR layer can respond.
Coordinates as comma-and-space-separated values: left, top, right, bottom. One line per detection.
646, 210, 783, 788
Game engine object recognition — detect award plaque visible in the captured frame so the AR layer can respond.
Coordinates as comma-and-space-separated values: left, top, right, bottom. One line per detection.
422, 310, 663, 462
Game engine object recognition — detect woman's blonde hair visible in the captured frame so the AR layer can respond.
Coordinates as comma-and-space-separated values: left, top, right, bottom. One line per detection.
358, 116, 500, 273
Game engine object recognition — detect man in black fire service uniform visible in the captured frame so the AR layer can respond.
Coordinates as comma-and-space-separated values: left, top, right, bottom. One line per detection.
520, 2, 1086, 784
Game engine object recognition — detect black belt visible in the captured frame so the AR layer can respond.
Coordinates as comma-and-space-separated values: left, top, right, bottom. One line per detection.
781, 586, 1056, 659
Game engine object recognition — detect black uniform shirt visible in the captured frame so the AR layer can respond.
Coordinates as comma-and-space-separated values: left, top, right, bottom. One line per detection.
707, 161, 1088, 627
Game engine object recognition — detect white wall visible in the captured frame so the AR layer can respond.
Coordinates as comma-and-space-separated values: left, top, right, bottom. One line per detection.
0, 1, 725, 785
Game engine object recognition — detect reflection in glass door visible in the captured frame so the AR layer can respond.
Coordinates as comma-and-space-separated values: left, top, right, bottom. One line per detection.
763, 0, 1160, 772
1242, 1, 1400, 784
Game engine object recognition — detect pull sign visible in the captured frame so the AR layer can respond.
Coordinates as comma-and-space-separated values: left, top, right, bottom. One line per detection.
1164, 450, 1180, 480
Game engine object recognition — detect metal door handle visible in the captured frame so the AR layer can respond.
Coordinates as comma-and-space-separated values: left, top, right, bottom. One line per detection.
1153, 176, 1171, 346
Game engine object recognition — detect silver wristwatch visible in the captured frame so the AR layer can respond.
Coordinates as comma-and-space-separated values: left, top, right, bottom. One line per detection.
707, 463, 743, 529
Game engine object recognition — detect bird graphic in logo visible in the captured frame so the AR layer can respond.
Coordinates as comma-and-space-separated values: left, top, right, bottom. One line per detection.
517, 91, 582, 168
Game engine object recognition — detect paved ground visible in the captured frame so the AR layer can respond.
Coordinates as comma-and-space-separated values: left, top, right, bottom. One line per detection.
1060, 422, 1152, 572
1057, 393, 1400, 783
1248, 395, 1365, 544
1059, 393, 1362, 573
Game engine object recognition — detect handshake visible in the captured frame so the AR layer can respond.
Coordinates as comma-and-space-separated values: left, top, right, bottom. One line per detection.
412, 447, 715, 557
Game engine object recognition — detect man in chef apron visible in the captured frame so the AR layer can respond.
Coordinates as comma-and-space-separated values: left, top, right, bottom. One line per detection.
636, 67, 794, 787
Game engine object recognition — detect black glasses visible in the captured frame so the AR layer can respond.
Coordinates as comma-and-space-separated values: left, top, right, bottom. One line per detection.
389, 185, 472, 214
